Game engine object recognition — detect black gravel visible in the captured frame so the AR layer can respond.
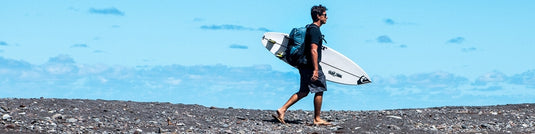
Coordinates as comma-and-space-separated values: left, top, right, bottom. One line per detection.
1, 98, 534, 133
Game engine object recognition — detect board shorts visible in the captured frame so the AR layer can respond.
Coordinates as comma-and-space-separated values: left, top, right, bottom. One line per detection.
298, 67, 327, 93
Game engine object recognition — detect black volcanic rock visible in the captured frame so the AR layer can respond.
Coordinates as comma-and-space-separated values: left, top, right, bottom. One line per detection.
1, 98, 534, 133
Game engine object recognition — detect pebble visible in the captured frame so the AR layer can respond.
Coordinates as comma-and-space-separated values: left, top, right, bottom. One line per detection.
52, 114, 63, 120
0, 107, 6, 113
2, 114, 11, 120
481, 124, 490, 129
67, 118, 78, 123
387, 125, 401, 130
133, 128, 143, 134
5, 124, 16, 129
0, 98, 534, 133
386, 115, 402, 120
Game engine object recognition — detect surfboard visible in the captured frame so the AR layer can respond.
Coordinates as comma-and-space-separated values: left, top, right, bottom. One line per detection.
261, 32, 371, 85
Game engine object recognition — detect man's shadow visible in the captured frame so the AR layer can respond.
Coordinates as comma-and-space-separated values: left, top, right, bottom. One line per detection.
263, 118, 304, 125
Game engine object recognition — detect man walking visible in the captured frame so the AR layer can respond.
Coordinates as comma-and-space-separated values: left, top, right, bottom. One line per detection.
273, 4, 331, 126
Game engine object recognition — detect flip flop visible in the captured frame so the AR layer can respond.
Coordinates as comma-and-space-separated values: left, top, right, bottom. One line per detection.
271, 114, 286, 124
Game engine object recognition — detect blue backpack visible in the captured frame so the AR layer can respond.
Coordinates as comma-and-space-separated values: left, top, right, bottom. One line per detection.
285, 25, 311, 67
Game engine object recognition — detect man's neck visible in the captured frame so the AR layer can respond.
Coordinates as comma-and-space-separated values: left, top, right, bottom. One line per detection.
313, 21, 322, 27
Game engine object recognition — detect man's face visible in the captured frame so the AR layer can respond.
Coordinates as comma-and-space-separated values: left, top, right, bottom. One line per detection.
319, 11, 327, 24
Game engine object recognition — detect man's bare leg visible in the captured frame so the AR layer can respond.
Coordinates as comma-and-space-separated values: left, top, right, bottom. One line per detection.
313, 92, 331, 125
277, 92, 308, 122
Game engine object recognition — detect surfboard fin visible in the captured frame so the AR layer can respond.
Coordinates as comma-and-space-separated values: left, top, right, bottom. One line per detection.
268, 39, 277, 44
276, 52, 285, 58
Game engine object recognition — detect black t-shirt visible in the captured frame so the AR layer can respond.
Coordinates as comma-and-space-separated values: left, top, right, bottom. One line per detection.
304, 24, 323, 69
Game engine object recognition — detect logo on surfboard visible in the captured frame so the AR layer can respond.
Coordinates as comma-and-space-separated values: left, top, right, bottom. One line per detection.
358, 76, 371, 85
328, 70, 342, 78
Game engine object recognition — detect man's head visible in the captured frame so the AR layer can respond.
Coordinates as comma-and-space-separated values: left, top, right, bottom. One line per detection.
311, 5, 328, 24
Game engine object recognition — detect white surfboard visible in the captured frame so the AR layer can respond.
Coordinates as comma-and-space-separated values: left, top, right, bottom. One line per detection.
261, 32, 371, 85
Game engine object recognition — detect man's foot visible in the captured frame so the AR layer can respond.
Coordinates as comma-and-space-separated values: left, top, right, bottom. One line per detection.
313, 119, 332, 126
271, 109, 286, 124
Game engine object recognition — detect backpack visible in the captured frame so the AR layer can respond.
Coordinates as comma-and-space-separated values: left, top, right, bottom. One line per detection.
285, 24, 312, 67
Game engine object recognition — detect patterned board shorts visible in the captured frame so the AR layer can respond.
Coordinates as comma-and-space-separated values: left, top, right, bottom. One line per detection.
298, 68, 327, 93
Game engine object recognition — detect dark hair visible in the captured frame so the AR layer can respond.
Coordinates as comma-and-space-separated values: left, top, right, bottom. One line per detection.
311, 4, 327, 22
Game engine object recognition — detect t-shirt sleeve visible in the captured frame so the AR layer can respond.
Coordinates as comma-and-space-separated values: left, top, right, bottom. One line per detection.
309, 28, 321, 45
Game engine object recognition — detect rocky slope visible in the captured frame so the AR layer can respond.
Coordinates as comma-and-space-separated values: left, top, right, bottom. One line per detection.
1, 98, 534, 133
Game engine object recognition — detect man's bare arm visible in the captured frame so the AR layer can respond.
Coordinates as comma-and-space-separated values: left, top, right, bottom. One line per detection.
311, 43, 319, 81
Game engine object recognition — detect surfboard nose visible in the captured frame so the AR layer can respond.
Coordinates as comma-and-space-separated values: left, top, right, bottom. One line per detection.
357, 76, 371, 85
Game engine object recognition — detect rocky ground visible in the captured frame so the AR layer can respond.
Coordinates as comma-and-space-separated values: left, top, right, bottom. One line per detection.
1, 98, 534, 133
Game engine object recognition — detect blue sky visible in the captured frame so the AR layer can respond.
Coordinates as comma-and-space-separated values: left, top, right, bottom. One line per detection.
1, 0, 534, 110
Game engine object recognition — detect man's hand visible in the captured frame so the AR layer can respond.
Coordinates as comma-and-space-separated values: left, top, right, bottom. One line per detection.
311, 70, 319, 81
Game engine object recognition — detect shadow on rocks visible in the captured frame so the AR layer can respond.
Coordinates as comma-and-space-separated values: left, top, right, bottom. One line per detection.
263, 118, 305, 125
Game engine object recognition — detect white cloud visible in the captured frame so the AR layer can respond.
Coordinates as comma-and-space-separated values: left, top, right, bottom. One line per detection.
47, 54, 75, 64
45, 64, 76, 75
1, 55, 534, 110
200, 24, 271, 32
0, 57, 32, 69
473, 71, 507, 85
462, 84, 535, 97
165, 77, 182, 85
98, 76, 108, 83
77, 64, 110, 75
72, 78, 88, 87
89, 7, 125, 16
0, 69, 11, 75
447, 37, 465, 44
383, 71, 469, 90
188, 74, 203, 79
509, 69, 535, 87
377, 35, 393, 43
19, 70, 42, 79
